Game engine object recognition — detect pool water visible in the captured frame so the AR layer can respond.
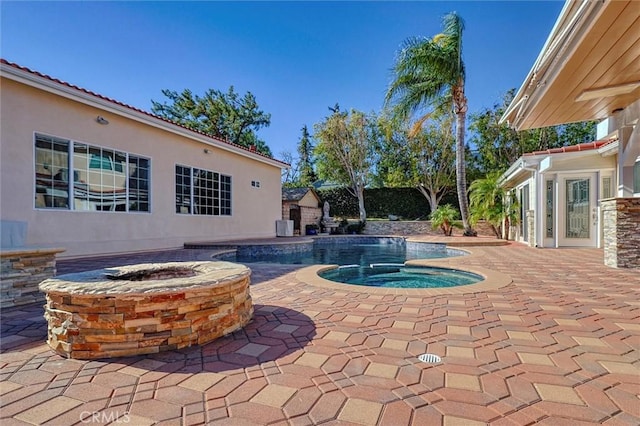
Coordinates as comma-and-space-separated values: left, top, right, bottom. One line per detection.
320, 264, 481, 288
231, 238, 480, 289
235, 242, 453, 266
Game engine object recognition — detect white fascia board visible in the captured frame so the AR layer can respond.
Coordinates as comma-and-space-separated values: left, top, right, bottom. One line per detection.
539, 156, 552, 172
499, 158, 528, 186
2, 63, 289, 170
598, 140, 619, 157
499, 156, 546, 187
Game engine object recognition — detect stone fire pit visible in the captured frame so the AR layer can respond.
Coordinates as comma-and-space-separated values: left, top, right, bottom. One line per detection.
38, 261, 252, 359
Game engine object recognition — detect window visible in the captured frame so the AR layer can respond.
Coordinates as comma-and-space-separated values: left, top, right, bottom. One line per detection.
175, 165, 232, 216
34, 134, 150, 212
602, 176, 612, 200
175, 165, 191, 214
545, 180, 553, 238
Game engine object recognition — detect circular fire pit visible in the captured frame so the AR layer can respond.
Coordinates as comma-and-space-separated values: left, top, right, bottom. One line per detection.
39, 261, 252, 359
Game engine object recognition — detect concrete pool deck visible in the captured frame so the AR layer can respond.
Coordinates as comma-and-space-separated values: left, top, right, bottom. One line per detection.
1, 238, 639, 425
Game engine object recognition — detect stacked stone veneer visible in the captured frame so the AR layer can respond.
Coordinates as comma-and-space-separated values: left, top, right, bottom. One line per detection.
602, 198, 640, 268
1, 248, 65, 308
39, 261, 253, 359
363, 220, 496, 236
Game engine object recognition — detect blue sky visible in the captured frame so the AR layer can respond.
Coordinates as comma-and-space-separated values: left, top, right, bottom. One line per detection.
1, 1, 564, 160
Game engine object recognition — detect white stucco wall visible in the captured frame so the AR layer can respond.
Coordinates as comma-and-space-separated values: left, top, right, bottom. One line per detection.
0, 78, 283, 258
501, 151, 616, 248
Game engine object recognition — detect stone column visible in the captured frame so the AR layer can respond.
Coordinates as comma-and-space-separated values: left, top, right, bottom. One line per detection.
602, 198, 640, 268
526, 210, 536, 248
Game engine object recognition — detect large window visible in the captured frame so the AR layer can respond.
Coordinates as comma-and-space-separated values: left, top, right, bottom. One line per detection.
175, 165, 232, 216
34, 134, 150, 212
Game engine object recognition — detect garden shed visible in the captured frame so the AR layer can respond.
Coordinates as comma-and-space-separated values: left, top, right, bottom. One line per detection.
282, 188, 322, 235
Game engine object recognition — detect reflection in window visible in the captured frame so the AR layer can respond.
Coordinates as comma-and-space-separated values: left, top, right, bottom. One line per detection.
176, 165, 231, 216
34, 134, 150, 212
35, 135, 69, 209
566, 179, 589, 239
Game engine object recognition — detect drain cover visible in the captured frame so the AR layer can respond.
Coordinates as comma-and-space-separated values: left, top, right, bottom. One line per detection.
418, 353, 442, 363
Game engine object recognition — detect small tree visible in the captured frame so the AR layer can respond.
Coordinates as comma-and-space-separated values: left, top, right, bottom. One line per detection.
314, 108, 376, 223
430, 204, 460, 236
297, 125, 317, 187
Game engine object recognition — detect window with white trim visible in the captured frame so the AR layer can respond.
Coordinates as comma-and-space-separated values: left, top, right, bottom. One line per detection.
175, 165, 232, 216
34, 134, 150, 212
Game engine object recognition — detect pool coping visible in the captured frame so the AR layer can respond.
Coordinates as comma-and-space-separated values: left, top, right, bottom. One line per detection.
295, 248, 513, 295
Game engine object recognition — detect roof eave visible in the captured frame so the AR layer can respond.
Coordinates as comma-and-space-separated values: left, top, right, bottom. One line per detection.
1, 61, 289, 170
500, 0, 601, 130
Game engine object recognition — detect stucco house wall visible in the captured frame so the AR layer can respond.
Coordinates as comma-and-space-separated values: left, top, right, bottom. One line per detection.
0, 64, 285, 258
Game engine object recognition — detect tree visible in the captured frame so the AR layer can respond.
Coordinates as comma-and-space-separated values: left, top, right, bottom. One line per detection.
376, 113, 456, 213
314, 108, 376, 223
280, 151, 301, 188
469, 89, 597, 175
468, 172, 506, 238
297, 125, 317, 187
151, 86, 273, 156
469, 172, 519, 240
385, 12, 475, 236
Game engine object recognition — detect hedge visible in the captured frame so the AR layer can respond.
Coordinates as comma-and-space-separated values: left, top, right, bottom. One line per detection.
317, 187, 459, 220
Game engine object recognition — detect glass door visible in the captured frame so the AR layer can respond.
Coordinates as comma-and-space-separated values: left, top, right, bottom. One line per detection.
559, 174, 596, 247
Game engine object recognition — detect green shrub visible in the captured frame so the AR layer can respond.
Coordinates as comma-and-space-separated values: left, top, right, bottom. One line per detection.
318, 187, 458, 219
430, 204, 461, 236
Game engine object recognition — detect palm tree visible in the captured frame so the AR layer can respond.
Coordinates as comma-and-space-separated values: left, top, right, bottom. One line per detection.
469, 172, 504, 238
385, 12, 476, 236
469, 172, 520, 239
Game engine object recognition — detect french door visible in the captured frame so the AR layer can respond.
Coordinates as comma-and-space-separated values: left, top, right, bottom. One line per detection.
558, 174, 597, 247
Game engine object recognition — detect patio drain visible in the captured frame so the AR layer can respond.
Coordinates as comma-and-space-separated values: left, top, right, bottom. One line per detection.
418, 353, 442, 364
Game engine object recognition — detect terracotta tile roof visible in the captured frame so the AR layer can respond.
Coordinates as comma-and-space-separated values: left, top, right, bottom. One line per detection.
0, 58, 288, 167
523, 139, 616, 156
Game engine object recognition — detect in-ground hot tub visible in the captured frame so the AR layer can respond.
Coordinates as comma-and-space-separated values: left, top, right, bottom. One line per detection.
38, 261, 252, 359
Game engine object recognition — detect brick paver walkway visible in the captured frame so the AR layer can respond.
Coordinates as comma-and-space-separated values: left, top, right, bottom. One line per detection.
1, 243, 639, 425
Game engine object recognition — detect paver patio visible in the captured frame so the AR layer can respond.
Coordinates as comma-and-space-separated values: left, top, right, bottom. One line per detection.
1, 240, 639, 425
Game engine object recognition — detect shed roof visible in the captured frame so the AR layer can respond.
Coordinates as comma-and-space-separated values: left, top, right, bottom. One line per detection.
282, 187, 320, 202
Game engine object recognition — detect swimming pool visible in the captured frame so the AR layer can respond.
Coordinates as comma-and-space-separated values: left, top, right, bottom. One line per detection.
223, 237, 481, 289
320, 264, 481, 288
231, 237, 462, 265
